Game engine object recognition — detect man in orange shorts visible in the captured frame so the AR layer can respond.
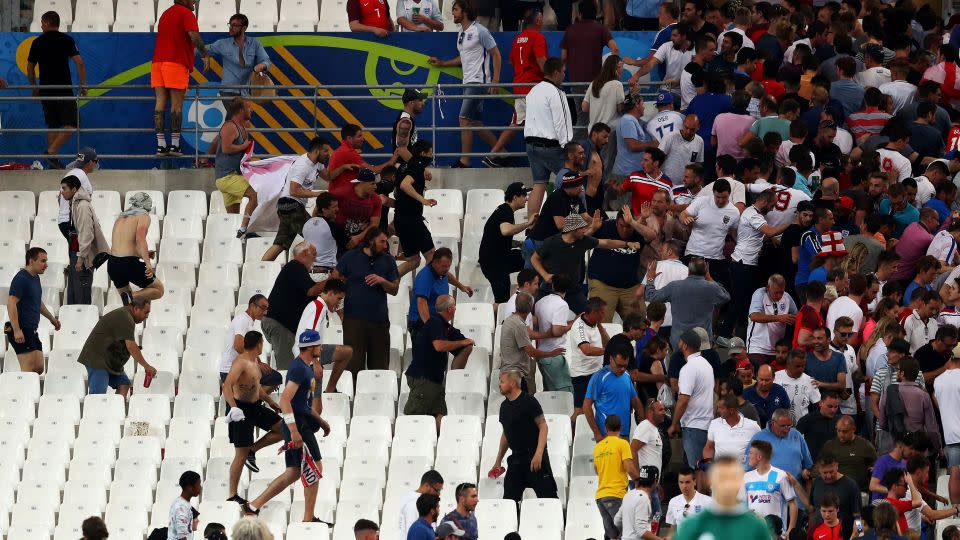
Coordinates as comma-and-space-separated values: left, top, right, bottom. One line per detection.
152, 0, 207, 157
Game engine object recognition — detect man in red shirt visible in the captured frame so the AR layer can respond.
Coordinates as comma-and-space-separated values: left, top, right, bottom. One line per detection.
335, 168, 383, 249
484, 8, 547, 168
881, 468, 923, 533
151, 0, 207, 157
327, 124, 396, 196
619, 147, 672, 214
809, 493, 843, 540
347, 0, 394, 36
793, 280, 825, 350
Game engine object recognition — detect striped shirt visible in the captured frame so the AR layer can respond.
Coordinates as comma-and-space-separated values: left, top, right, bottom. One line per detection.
621, 172, 672, 214
939, 307, 960, 328
845, 107, 891, 140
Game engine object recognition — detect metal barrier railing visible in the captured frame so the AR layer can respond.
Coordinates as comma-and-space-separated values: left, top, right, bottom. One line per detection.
0, 81, 666, 163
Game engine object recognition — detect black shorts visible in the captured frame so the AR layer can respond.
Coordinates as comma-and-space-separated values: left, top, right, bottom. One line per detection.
219, 370, 284, 387
572, 375, 591, 408
282, 417, 321, 468
107, 256, 155, 289
481, 250, 524, 303
503, 452, 558, 502
394, 216, 434, 257
42, 98, 78, 129
9, 330, 42, 355
228, 400, 281, 448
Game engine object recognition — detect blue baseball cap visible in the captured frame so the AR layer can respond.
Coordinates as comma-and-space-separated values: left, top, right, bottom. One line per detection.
298, 329, 322, 347
656, 92, 674, 106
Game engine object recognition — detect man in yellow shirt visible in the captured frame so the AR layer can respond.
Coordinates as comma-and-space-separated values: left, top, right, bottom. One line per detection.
594, 415, 639, 540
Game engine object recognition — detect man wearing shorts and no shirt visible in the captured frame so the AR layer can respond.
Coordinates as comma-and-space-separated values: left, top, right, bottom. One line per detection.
293, 278, 352, 393
219, 294, 282, 392
223, 330, 283, 506
243, 329, 331, 523
107, 192, 164, 304
152, 0, 207, 156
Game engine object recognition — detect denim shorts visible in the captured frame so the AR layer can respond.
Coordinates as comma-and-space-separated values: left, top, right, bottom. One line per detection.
947, 443, 960, 468
87, 367, 132, 394
526, 144, 564, 184
459, 84, 486, 121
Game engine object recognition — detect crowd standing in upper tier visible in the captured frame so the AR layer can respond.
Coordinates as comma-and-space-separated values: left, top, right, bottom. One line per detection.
15, 0, 960, 538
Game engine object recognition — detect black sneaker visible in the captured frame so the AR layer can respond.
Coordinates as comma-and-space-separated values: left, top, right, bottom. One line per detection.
167, 144, 183, 157
241, 503, 259, 516
244, 452, 259, 473
155, 145, 169, 157
43, 151, 64, 170
482, 156, 500, 168
451, 160, 469, 168
236, 227, 248, 239
309, 518, 335, 526
227, 494, 248, 505
119, 291, 132, 306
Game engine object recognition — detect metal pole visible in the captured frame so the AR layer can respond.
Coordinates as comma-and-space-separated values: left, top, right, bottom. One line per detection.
75, 93, 81, 157
431, 83, 438, 163
194, 90, 200, 165
312, 87, 318, 135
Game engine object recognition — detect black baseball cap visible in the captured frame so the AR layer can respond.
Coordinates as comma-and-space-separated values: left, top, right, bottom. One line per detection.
352, 168, 376, 183
505, 182, 532, 200
638, 465, 660, 486
402, 88, 427, 103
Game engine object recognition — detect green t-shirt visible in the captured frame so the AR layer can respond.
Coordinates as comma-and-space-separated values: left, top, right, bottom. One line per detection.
750, 116, 791, 141
77, 307, 136, 375
673, 506, 771, 540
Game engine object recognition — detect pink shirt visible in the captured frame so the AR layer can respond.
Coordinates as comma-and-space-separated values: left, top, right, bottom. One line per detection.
711, 112, 755, 159
893, 221, 934, 281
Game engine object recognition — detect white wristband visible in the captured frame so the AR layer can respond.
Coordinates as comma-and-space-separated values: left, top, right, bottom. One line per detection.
281, 413, 295, 425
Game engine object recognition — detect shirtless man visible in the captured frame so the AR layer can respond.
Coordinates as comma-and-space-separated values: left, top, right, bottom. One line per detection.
223, 330, 283, 506
107, 192, 164, 303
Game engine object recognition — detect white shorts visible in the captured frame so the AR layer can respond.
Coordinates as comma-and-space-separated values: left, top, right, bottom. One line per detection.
513, 97, 527, 125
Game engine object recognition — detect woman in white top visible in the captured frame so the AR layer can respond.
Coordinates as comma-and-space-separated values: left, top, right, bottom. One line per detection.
582, 55, 626, 133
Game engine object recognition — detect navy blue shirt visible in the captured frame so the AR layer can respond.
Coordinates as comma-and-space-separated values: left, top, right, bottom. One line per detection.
406, 518, 435, 540
286, 357, 316, 417
336, 247, 400, 322
407, 265, 449, 323
743, 383, 791, 428
407, 316, 466, 384
805, 351, 848, 384
10, 269, 42, 332
587, 219, 644, 289
686, 93, 732, 151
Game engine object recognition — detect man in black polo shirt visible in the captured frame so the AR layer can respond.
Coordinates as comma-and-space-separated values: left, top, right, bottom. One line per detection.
27, 10, 88, 170
260, 241, 327, 369
588, 207, 655, 323
480, 182, 537, 304
522, 171, 594, 268
403, 295, 474, 431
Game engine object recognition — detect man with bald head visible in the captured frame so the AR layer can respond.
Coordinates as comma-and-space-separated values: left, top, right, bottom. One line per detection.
742, 364, 790, 428
820, 414, 878, 492
659, 114, 704, 187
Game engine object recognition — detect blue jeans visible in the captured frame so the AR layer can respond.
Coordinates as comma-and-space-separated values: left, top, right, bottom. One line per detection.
522, 237, 543, 269
87, 367, 131, 394
526, 144, 563, 184
682, 427, 708, 468
459, 84, 486, 121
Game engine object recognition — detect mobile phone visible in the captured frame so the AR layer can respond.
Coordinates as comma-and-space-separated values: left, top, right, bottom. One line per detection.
854, 519, 863, 533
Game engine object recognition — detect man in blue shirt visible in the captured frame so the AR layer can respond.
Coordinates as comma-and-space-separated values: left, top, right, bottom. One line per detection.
795, 207, 834, 301
583, 340, 643, 437
879, 183, 920, 238
746, 408, 814, 481
686, 74, 732, 155
743, 364, 791, 428
805, 327, 848, 394
7, 246, 61, 374
407, 493, 441, 540
613, 94, 657, 182
203, 14, 270, 98
406, 247, 472, 341
243, 329, 331, 521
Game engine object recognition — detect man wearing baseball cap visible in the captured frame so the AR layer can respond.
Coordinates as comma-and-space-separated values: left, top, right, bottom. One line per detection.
524, 170, 593, 268
59, 147, 98, 239
645, 91, 685, 143
243, 328, 331, 522
479, 182, 537, 303
334, 168, 383, 248
393, 89, 426, 167
435, 522, 466, 539
614, 465, 661, 540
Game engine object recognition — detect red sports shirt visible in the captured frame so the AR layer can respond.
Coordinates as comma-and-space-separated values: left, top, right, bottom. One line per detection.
346, 0, 392, 30
328, 140, 364, 197
809, 522, 843, 540
620, 172, 672, 214
153, 3, 199, 69
510, 29, 548, 95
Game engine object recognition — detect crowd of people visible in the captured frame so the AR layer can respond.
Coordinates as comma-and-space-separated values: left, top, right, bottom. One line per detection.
15, 0, 960, 538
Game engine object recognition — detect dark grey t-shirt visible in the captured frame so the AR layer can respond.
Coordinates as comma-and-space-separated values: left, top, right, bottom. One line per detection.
536, 233, 599, 283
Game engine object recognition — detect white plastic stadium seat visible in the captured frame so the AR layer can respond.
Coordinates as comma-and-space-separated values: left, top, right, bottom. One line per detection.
0, 214, 31, 241
424, 189, 464, 217
276, 19, 316, 31
466, 189, 504, 215
355, 369, 398, 400
162, 215, 204, 242
204, 214, 241, 239
197, 0, 237, 30
476, 499, 518, 535
90, 190, 121, 216
519, 498, 564, 539
565, 497, 605, 540
114, 0, 154, 28
167, 190, 208, 218
316, 0, 350, 31
536, 391, 575, 416
239, 0, 278, 26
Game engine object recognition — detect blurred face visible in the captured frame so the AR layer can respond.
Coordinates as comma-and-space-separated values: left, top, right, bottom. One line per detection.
460, 487, 478, 511
836, 420, 855, 443
611, 354, 630, 375
798, 209, 814, 227
890, 477, 907, 498
369, 233, 389, 255
707, 9, 723, 30
250, 298, 269, 320
683, 2, 700, 23
868, 178, 886, 197
812, 329, 829, 352
818, 210, 835, 231
677, 473, 696, 496
431, 256, 453, 277
569, 144, 585, 166
923, 299, 942, 318
228, 16, 246, 36
452, 3, 463, 23
720, 36, 735, 56
818, 127, 837, 145
681, 118, 699, 140
713, 190, 731, 208
738, 368, 754, 387
521, 276, 540, 293
771, 415, 793, 437
649, 401, 666, 423
650, 191, 669, 215
592, 129, 610, 148
820, 461, 840, 483
584, 308, 605, 325
131, 303, 152, 323
698, 41, 717, 61
889, 193, 906, 211
410, 98, 425, 114
498, 373, 516, 395
786, 357, 806, 377
748, 447, 764, 468
820, 396, 840, 418
710, 461, 745, 503
905, 185, 918, 205
820, 505, 839, 524
683, 168, 701, 189
321, 200, 339, 219
322, 291, 345, 312
642, 153, 659, 175
60, 183, 78, 201
757, 367, 775, 392
671, 28, 686, 47
659, 4, 674, 25
768, 284, 785, 302
834, 326, 853, 347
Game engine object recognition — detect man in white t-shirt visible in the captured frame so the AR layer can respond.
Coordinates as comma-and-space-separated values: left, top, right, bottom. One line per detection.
934, 352, 960, 504
681, 177, 740, 293
830, 316, 860, 416
615, 465, 661, 540
627, 25, 692, 91
219, 294, 270, 380
649, 239, 689, 330
646, 92, 686, 142
746, 167, 811, 229
631, 398, 666, 473
659, 115, 704, 185
569, 298, 610, 416
720, 190, 793, 344
534, 274, 576, 392
502, 269, 539, 326
741, 439, 797, 533
877, 145, 913, 183
398, 470, 444, 539
774, 349, 822, 421
704, 394, 761, 466
664, 468, 712, 532
879, 60, 916, 114
825, 274, 867, 333
292, 278, 352, 393
746, 275, 798, 363
928, 224, 960, 270
668, 329, 716, 467
302, 192, 345, 273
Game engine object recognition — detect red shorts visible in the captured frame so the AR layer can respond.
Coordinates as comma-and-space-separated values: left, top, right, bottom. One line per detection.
150, 61, 190, 90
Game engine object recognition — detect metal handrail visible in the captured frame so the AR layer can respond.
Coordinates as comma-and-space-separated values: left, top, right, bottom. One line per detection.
0, 80, 669, 162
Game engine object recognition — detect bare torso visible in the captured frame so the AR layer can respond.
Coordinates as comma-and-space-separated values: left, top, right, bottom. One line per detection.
111, 214, 149, 257
231, 352, 263, 403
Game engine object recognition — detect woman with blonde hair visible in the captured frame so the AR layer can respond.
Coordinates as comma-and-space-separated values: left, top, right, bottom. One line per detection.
862, 298, 899, 342
859, 316, 898, 365
232, 517, 273, 540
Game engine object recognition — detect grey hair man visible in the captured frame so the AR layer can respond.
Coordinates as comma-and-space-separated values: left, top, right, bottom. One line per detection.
499, 291, 564, 393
